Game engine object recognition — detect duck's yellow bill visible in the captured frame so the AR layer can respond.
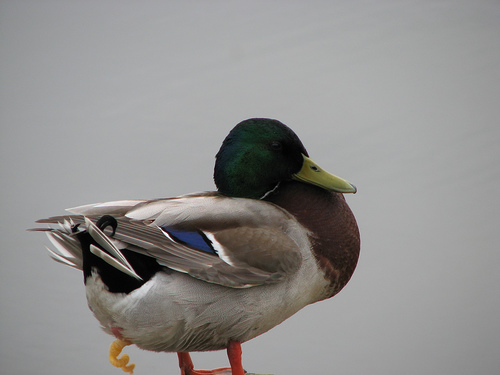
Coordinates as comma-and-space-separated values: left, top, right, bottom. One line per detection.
292, 155, 357, 194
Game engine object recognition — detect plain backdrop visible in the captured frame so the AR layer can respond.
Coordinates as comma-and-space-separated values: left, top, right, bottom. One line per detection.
1, 1, 499, 374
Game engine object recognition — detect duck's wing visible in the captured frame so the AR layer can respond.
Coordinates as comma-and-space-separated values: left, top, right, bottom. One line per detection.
38, 193, 303, 288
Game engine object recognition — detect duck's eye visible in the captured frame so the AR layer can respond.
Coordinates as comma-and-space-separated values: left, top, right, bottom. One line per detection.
270, 141, 282, 151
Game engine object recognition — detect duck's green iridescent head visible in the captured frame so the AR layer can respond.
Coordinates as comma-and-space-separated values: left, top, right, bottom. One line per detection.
214, 118, 356, 199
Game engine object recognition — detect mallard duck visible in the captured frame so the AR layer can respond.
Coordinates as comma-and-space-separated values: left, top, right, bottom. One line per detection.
33, 118, 360, 375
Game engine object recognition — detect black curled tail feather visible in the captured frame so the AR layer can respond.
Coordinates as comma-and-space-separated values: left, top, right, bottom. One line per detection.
96, 215, 118, 236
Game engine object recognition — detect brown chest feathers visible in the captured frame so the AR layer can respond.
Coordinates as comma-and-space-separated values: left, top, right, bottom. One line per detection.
266, 181, 360, 298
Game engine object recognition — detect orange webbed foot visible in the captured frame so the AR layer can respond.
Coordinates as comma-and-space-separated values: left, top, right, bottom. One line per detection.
109, 339, 135, 374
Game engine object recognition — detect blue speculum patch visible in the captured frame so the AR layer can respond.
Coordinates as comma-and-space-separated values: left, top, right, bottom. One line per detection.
160, 226, 216, 255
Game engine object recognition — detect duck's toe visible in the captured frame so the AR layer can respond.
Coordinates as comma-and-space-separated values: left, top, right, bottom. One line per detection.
109, 339, 135, 374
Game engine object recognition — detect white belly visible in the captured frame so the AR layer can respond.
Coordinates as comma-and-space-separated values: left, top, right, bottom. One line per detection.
86, 261, 329, 352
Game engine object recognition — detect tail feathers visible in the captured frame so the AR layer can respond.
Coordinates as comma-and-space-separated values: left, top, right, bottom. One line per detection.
46, 230, 83, 269
84, 217, 141, 280
34, 216, 142, 281
89, 244, 142, 280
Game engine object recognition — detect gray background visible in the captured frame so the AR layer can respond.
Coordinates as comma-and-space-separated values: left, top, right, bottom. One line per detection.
1, 1, 499, 374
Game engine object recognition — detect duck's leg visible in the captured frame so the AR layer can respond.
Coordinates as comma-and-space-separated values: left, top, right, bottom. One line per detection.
177, 352, 229, 375
177, 352, 197, 375
227, 341, 245, 375
109, 339, 135, 374
177, 341, 245, 375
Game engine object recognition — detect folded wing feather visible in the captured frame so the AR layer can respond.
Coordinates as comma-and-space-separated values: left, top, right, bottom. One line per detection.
37, 193, 303, 288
